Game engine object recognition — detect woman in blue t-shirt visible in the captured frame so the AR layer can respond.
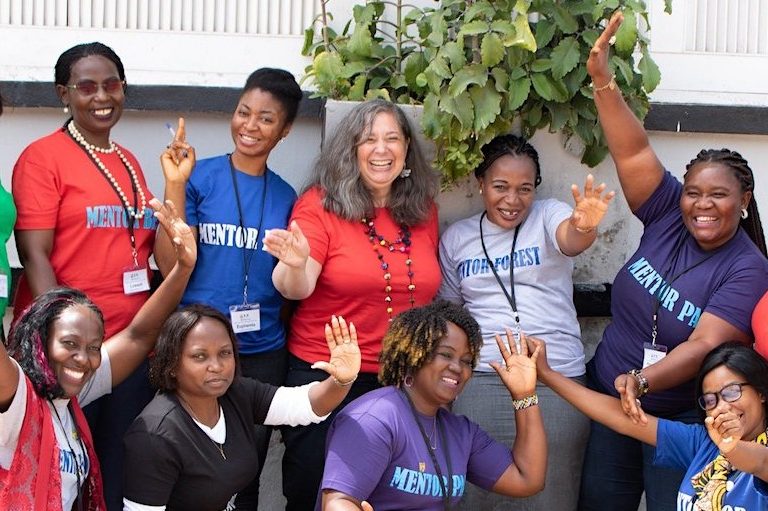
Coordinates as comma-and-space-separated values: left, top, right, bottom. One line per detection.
533, 337, 768, 511
583, 12, 768, 509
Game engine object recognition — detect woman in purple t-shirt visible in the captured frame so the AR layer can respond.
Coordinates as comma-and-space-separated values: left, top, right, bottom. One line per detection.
320, 300, 547, 510
581, 12, 768, 511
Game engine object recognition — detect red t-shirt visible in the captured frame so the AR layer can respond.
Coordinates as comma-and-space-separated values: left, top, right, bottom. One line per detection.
12, 128, 156, 338
753, 290, 768, 360
287, 187, 441, 373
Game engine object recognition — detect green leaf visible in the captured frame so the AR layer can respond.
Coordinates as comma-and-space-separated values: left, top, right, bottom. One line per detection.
348, 22, 373, 56
491, 67, 509, 92
563, 66, 588, 96
459, 20, 489, 36
301, 27, 314, 55
592, 0, 620, 20
447, 64, 488, 97
550, 36, 581, 79
415, 72, 428, 88
507, 77, 531, 111
443, 42, 466, 71
313, 52, 344, 86
465, 1, 495, 22
508, 67, 527, 80
428, 56, 452, 79
469, 83, 502, 132
615, 10, 638, 58
553, 5, 579, 34
531, 59, 552, 72
611, 55, 633, 87
534, 19, 557, 48
545, 102, 571, 132
580, 29, 601, 48
511, 13, 537, 51
481, 33, 505, 67
491, 20, 516, 42
664, 0, 673, 14
339, 62, 367, 79
440, 91, 475, 131
403, 53, 428, 89
421, 93, 442, 138
638, 48, 661, 93
348, 75, 366, 101
531, 72, 554, 101
581, 143, 609, 167
427, 13, 448, 46
365, 88, 391, 101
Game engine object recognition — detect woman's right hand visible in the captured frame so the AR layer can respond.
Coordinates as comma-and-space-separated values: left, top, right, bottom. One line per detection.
161, 117, 196, 185
150, 198, 197, 271
263, 220, 310, 269
587, 11, 624, 87
490, 330, 540, 399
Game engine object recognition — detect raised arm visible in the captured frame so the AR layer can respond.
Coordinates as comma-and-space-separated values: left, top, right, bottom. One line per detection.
106, 198, 196, 386
487, 331, 547, 497
528, 336, 659, 447
0, 332, 20, 411
556, 174, 616, 256
588, 11, 663, 212
15, 229, 58, 296
154, 117, 197, 277
264, 220, 322, 300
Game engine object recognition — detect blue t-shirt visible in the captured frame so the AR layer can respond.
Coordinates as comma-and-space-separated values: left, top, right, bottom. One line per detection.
655, 419, 768, 510
593, 172, 768, 414
182, 155, 297, 354
321, 386, 512, 511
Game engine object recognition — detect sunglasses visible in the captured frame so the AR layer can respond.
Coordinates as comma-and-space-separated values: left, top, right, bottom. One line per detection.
697, 382, 750, 411
66, 77, 125, 96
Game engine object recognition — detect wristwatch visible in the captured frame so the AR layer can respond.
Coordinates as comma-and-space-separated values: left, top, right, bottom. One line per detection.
627, 369, 649, 397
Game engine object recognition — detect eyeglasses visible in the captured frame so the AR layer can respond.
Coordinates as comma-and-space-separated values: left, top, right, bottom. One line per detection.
66, 77, 125, 96
697, 382, 751, 411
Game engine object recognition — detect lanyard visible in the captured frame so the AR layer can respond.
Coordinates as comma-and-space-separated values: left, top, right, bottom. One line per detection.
479, 212, 522, 341
66, 127, 140, 267
228, 155, 268, 305
50, 401, 86, 511
401, 389, 453, 509
649, 230, 717, 345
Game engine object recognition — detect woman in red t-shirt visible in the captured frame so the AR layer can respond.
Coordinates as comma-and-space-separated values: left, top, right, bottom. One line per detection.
264, 99, 441, 510
753, 291, 768, 360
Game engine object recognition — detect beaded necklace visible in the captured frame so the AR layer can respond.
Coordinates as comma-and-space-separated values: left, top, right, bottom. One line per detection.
362, 217, 415, 320
66, 120, 147, 220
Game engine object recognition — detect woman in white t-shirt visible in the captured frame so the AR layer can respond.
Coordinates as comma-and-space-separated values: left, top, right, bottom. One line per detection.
439, 134, 614, 510
0, 198, 195, 510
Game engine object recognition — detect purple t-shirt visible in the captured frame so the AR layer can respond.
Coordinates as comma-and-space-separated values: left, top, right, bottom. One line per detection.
593, 172, 768, 415
321, 386, 513, 510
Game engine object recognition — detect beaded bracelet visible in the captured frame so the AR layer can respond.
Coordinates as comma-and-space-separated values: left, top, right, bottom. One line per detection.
512, 394, 539, 411
627, 369, 649, 397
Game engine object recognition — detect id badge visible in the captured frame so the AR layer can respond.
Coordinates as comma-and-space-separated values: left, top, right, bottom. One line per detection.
123, 267, 150, 295
0, 272, 7, 299
229, 303, 261, 333
642, 342, 667, 369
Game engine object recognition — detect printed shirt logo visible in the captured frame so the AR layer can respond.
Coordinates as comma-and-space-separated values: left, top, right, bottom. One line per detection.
627, 257, 702, 327
389, 466, 465, 498
198, 223, 260, 249
457, 246, 542, 281
85, 205, 158, 230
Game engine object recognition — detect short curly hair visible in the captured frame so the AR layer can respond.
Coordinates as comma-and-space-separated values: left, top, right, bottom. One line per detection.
378, 300, 482, 386
7, 287, 103, 399
150, 304, 241, 392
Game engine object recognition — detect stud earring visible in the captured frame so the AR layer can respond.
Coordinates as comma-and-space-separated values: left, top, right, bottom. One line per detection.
400, 168, 412, 178
63, 105, 70, 114
479, 189, 483, 195
741, 208, 748, 220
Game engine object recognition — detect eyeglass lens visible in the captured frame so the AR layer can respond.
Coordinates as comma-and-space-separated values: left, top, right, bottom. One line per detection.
698, 383, 746, 410
72, 77, 124, 95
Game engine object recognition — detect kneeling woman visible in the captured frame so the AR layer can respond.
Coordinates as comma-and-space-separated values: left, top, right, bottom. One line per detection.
321, 300, 547, 510
0, 199, 195, 510
532, 339, 768, 509
122, 307, 362, 510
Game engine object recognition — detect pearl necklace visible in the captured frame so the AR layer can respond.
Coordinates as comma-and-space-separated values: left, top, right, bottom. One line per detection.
67, 120, 147, 219
362, 217, 415, 320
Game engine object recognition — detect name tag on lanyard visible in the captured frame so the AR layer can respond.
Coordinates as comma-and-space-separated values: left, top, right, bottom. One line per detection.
123, 266, 150, 295
230, 303, 261, 333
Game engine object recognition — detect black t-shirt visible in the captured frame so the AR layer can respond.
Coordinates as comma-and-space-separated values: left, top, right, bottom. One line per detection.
123, 377, 278, 510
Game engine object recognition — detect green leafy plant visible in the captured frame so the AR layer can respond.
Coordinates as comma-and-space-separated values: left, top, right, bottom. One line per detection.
303, 0, 672, 186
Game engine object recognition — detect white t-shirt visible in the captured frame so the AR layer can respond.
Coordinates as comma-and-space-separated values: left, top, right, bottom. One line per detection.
439, 201, 585, 376
0, 349, 112, 510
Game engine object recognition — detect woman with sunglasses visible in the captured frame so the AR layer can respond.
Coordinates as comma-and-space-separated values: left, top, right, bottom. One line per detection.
530, 337, 768, 509
11, 42, 156, 509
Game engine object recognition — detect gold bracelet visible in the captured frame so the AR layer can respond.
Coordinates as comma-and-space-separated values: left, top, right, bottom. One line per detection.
591, 74, 616, 92
333, 375, 357, 387
575, 225, 596, 234
512, 394, 539, 411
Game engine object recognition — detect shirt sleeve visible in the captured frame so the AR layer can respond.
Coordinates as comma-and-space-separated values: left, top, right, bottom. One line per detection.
703, 259, 768, 335
12, 152, 62, 230
122, 427, 182, 506
633, 171, 682, 227
466, 421, 514, 490
185, 177, 200, 228
0, 361, 27, 467
653, 419, 705, 471
263, 382, 329, 426
437, 226, 463, 304
543, 199, 573, 255
321, 411, 393, 502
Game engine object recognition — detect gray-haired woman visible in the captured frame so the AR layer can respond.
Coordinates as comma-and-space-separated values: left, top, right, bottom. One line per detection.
263, 98, 441, 510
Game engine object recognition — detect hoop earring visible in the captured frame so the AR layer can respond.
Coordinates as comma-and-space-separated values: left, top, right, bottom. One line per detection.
741, 208, 748, 220
403, 374, 414, 387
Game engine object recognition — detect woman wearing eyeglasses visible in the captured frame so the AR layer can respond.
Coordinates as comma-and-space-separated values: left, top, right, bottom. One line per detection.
11, 42, 156, 509
529, 338, 768, 510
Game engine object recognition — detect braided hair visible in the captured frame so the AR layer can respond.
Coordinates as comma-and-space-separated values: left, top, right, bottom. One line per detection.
378, 300, 482, 387
6, 287, 104, 399
684, 149, 767, 257
474, 134, 542, 187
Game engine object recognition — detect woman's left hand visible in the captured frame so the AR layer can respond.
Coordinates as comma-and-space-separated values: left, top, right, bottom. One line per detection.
570, 174, 615, 232
311, 315, 361, 386
489, 330, 540, 399
150, 198, 197, 270
704, 407, 744, 453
